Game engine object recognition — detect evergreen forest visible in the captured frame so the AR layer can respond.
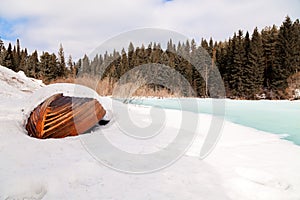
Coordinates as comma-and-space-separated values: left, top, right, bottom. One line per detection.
1, 16, 299, 99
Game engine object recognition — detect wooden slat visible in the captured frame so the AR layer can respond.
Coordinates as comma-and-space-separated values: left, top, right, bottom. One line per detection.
26, 93, 106, 139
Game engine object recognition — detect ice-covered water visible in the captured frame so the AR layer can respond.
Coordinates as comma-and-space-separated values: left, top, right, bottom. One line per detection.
126, 98, 300, 145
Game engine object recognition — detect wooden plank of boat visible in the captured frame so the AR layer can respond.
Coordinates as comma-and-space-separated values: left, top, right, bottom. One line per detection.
26, 93, 106, 139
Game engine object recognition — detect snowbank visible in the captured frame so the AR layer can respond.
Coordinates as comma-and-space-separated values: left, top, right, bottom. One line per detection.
0, 65, 44, 97
1, 66, 300, 200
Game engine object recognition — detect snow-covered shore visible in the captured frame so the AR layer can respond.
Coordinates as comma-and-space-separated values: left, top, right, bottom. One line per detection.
1, 65, 300, 200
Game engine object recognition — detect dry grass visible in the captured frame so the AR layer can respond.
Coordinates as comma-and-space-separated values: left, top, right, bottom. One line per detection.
50, 76, 115, 96
287, 72, 300, 99
50, 77, 75, 84
49, 76, 178, 98
133, 86, 180, 98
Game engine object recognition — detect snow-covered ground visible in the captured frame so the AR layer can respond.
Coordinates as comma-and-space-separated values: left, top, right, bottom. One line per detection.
1, 65, 300, 200
0, 66, 43, 98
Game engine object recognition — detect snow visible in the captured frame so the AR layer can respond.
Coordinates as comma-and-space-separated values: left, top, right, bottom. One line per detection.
1, 65, 300, 199
0, 66, 43, 97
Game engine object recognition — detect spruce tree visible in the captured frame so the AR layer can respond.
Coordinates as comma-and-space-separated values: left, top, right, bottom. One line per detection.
262, 25, 279, 97
0, 37, 4, 65
292, 19, 300, 73
128, 42, 135, 69
90, 55, 99, 77
12, 45, 19, 71
67, 55, 74, 76
15, 39, 21, 70
81, 54, 90, 74
3, 43, 14, 70
57, 44, 66, 77
19, 49, 28, 73
120, 48, 129, 78
246, 28, 264, 98
273, 16, 295, 98
26, 50, 39, 78
40, 52, 59, 82
230, 31, 246, 97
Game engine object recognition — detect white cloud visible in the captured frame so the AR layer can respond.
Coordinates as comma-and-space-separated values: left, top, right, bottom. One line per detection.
0, 0, 299, 60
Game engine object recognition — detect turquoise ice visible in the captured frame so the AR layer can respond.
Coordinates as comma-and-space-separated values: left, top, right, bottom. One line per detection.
126, 98, 300, 146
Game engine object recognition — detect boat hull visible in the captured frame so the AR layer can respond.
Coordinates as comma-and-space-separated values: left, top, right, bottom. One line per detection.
26, 93, 106, 139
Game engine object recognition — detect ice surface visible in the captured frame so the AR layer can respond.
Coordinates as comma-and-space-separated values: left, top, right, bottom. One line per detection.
130, 98, 300, 145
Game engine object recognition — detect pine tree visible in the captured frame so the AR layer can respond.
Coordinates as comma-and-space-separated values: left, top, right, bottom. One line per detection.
81, 54, 90, 74
292, 19, 300, 73
208, 37, 214, 56
40, 52, 59, 82
262, 25, 279, 96
230, 31, 246, 97
19, 49, 28, 73
57, 44, 66, 77
191, 46, 208, 97
222, 39, 234, 96
190, 39, 197, 55
26, 50, 39, 78
0, 37, 4, 65
74, 59, 81, 77
273, 16, 295, 98
16, 39, 21, 70
242, 31, 253, 97
112, 50, 121, 80
90, 54, 99, 77
134, 45, 146, 66
0, 37, 4, 51
128, 42, 135, 69
120, 48, 129, 78
167, 39, 176, 52
67, 55, 75, 76
12, 45, 19, 71
3, 43, 14, 70
245, 28, 264, 98
200, 38, 208, 51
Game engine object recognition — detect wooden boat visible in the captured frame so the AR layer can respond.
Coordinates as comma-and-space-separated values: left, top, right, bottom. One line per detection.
26, 93, 106, 139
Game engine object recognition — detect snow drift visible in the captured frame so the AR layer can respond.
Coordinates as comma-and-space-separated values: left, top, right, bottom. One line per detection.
0, 66, 43, 97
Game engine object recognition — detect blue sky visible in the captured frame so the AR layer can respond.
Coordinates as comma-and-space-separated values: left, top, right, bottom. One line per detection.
0, 18, 28, 41
0, 0, 299, 59
0, 18, 13, 40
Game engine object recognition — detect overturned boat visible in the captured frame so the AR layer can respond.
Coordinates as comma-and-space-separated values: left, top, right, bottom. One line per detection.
26, 93, 106, 139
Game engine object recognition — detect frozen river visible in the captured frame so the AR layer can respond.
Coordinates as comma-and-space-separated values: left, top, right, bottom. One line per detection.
128, 98, 300, 145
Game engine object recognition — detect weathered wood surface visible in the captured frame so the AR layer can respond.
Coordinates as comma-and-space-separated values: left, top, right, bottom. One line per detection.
26, 93, 106, 139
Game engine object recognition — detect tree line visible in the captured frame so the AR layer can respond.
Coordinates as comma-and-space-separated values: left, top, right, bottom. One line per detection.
216, 16, 300, 99
0, 40, 76, 83
1, 16, 299, 99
